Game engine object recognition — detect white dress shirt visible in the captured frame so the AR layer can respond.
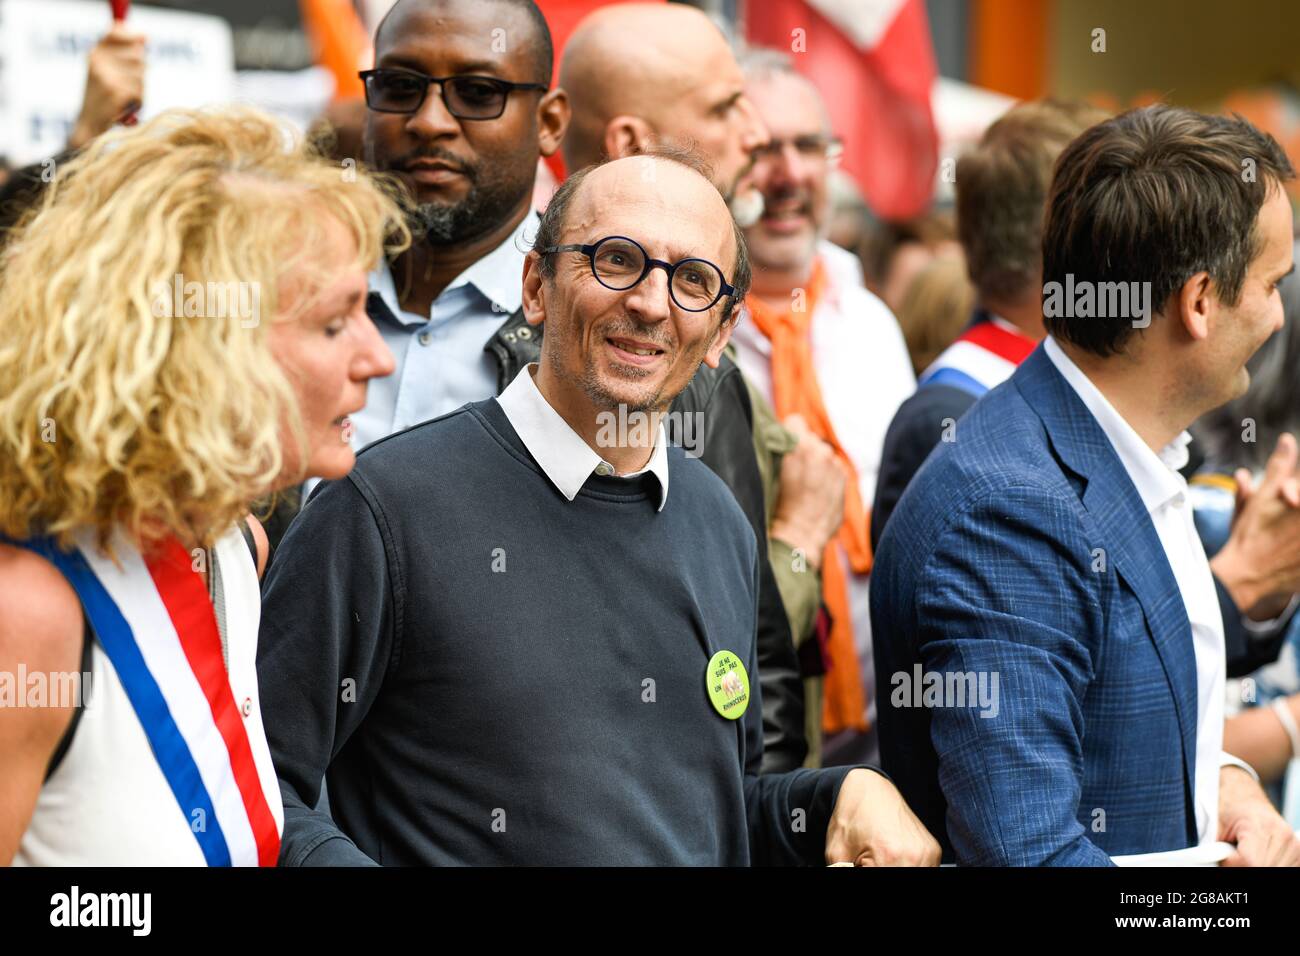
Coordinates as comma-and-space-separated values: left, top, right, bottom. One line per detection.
1045, 335, 1240, 843
817, 238, 865, 291
495, 364, 670, 511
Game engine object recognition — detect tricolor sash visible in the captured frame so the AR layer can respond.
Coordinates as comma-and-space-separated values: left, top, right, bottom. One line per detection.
918, 315, 1037, 397
18, 532, 280, 867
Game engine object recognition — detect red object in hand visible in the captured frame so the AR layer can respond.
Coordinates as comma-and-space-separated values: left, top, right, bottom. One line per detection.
108, 0, 138, 125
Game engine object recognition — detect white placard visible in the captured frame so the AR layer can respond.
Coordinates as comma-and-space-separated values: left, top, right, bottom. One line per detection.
0, 0, 234, 165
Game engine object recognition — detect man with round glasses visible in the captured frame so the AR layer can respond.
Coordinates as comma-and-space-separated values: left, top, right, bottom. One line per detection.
263, 0, 809, 780
257, 149, 939, 866
542, 236, 738, 317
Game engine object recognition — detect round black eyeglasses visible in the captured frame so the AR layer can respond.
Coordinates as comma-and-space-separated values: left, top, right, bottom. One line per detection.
359, 68, 547, 120
540, 236, 737, 313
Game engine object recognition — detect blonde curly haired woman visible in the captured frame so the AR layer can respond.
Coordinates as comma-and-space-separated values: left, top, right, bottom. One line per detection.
0, 108, 407, 865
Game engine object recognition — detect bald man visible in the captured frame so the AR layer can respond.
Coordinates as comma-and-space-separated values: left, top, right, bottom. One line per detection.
286, 0, 808, 776
491, 1, 811, 774
560, 2, 766, 220
258, 150, 939, 866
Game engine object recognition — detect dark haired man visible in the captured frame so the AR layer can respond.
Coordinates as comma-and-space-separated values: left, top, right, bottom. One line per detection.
258, 151, 940, 866
346, 0, 567, 450
872, 106, 1300, 865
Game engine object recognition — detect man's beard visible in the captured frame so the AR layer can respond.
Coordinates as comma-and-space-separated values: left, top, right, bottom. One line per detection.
381, 146, 531, 246
411, 177, 525, 245
725, 153, 765, 228
551, 315, 712, 415
729, 187, 765, 229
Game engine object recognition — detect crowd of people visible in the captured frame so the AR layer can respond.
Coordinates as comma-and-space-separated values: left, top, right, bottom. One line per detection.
1, 0, 1299, 867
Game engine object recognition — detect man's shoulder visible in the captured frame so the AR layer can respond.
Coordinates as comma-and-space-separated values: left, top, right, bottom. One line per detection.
344, 400, 519, 497
829, 274, 892, 317
665, 448, 755, 545
355, 400, 497, 461
666, 446, 748, 510
887, 384, 979, 447
889, 382, 1078, 540
929, 376, 1048, 465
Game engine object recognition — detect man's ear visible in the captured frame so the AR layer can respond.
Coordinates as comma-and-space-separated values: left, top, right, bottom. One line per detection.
1175, 270, 1213, 341
537, 89, 570, 158
521, 252, 548, 328
603, 115, 656, 160
701, 312, 737, 369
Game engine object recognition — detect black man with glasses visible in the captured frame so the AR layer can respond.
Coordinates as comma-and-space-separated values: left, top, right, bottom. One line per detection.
320, 0, 570, 466
257, 149, 940, 867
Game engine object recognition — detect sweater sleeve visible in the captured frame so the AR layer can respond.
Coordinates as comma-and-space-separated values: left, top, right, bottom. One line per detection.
256, 475, 397, 866
741, 545, 856, 865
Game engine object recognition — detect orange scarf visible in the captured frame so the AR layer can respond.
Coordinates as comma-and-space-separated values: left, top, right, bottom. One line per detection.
747, 259, 870, 735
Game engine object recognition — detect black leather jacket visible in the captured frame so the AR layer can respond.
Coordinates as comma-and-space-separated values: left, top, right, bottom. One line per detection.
487, 307, 808, 772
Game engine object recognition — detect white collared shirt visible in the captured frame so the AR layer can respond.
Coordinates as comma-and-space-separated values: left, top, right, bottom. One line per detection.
350, 211, 537, 453
1045, 335, 1231, 844
495, 364, 670, 511
817, 238, 865, 290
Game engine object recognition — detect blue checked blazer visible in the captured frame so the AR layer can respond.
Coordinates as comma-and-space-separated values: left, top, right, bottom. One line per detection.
870, 344, 1199, 866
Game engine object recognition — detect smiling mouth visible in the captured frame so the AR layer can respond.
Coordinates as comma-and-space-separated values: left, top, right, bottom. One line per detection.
762, 200, 809, 222
607, 336, 667, 364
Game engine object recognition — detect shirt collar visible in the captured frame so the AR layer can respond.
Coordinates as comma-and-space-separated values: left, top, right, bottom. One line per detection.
369, 210, 536, 323
1044, 336, 1190, 513
495, 364, 670, 511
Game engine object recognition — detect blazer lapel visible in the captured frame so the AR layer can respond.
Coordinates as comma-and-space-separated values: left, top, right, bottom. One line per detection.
1013, 347, 1198, 831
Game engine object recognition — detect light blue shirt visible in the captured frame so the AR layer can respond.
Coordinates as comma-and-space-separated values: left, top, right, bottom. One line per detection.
350, 211, 537, 453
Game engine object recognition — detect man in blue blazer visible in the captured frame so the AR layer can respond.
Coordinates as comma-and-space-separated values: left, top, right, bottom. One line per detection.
872, 105, 1300, 866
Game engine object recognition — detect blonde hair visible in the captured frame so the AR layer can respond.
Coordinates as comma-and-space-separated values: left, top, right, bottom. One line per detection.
0, 107, 410, 553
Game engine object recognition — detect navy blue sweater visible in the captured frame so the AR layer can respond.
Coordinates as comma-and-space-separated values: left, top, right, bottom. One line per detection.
258, 398, 855, 865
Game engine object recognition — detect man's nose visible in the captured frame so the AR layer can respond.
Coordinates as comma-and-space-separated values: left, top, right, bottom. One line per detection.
736, 95, 769, 154
622, 266, 674, 323
771, 142, 811, 187
406, 83, 461, 140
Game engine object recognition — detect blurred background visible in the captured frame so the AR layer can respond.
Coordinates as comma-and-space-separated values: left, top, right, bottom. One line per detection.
2, 0, 1297, 283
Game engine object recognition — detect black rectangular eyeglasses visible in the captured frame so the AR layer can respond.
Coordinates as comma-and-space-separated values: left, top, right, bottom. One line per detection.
360, 68, 547, 120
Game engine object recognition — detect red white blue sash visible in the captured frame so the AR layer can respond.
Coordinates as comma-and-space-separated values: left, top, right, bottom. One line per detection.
917, 316, 1037, 397
18, 533, 281, 867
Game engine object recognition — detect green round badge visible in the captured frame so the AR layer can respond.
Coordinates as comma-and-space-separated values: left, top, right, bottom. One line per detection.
705, 650, 750, 720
